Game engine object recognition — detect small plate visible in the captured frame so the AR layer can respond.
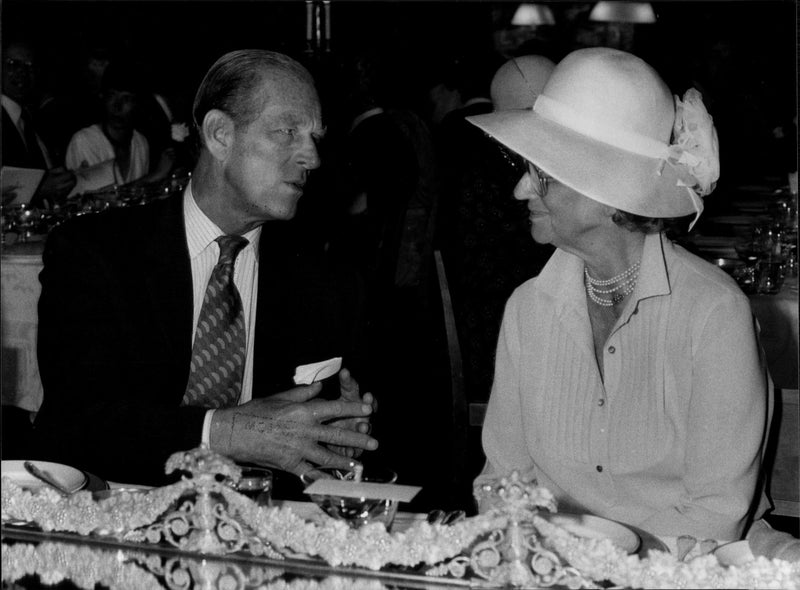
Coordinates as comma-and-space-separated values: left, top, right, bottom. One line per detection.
714, 540, 754, 566
1, 460, 88, 494
542, 513, 641, 554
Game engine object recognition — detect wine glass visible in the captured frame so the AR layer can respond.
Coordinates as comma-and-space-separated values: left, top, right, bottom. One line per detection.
232, 467, 273, 507
10, 204, 41, 243
733, 239, 768, 294
300, 466, 399, 530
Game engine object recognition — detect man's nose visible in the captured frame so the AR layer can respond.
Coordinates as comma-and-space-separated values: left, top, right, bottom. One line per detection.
298, 137, 321, 170
513, 171, 536, 201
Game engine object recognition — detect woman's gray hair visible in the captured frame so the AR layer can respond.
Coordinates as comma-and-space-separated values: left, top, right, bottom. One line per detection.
192, 49, 314, 134
612, 210, 693, 239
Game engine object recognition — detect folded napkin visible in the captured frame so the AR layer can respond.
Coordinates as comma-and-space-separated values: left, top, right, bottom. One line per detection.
304, 479, 421, 502
675, 535, 719, 561
747, 518, 800, 562
293, 357, 342, 385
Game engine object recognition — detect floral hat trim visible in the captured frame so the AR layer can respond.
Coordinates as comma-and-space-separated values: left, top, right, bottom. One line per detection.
533, 89, 720, 228
667, 89, 720, 228
668, 89, 720, 197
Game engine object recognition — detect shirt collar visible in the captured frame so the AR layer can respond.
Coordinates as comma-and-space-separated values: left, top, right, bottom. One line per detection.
633, 232, 672, 302
1, 95, 22, 125
536, 232, 672, 314
184, 181, 261, 260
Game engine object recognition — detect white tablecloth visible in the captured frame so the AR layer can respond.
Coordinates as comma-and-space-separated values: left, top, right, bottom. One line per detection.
750, 277, 799, 390
1, 241, 45, 412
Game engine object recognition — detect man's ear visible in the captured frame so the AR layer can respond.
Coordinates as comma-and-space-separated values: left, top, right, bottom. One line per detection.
201, 109, 234, 161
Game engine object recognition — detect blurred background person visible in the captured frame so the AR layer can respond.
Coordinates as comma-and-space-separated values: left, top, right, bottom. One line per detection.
35, 36, 114, 168
323, 51, 418, 302
64, 58, 175, 188
2, 35, 76, 207
434, 54, 557, 488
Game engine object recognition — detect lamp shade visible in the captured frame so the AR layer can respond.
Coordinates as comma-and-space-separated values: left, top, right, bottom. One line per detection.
511, 3, 556, 26
589, 2, 656, 24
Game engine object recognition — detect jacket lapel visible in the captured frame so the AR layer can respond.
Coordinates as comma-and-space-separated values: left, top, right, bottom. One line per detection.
252, 221, 300, 396
142, 195, 193, 382
2, 107, 28, 167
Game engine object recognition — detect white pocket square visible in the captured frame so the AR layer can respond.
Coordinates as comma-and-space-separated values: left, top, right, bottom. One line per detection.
293, 357, 342, 385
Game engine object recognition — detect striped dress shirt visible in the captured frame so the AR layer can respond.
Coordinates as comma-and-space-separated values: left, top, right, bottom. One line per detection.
183, 183, 261, 442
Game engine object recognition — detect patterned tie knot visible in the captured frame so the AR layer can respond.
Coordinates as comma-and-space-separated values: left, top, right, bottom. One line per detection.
216, 235, 248, 268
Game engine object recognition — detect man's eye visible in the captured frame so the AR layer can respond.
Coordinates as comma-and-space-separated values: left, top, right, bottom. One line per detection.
278, 128, 296, 137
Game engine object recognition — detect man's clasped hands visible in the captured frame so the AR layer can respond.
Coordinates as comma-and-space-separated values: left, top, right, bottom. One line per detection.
210, 368, 378, 479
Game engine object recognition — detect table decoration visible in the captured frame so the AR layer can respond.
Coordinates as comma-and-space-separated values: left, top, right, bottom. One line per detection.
3, 446, 799, 589
300, 466, 414, 531
1, 540, 380, 590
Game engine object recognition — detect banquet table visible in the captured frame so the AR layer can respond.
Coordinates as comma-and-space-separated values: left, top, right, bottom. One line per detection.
750, 281, 799, 390
1, 239, 45, 412
2, 470, 797, 590
1, 519, 487, 590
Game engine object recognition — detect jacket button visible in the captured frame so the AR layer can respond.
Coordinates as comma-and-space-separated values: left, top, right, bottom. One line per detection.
608, 346, 616, 354
598, 398, 605, 406
596, 465, 603, 473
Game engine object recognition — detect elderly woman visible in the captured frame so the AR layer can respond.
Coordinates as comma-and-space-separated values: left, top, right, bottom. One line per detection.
467, 48, 772, 544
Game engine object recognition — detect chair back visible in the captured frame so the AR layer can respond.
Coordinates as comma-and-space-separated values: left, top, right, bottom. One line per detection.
433, 250, 488, 510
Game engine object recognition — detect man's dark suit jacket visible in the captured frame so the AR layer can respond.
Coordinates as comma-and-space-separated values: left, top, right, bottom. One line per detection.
33, 192, 368, 485
2, 106, 41, 168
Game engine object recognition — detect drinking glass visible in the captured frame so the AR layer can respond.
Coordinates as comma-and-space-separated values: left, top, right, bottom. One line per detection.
300, 467, 399, 531
781, 231, 798, 277
733, 240, 764, 293
756, 253, 786, 294
10, 204, 40, 243
234, 467, 273, 507
0, 205, 12, 245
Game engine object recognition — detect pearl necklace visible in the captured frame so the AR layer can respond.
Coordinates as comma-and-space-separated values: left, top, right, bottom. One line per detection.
584, 261, 640, 307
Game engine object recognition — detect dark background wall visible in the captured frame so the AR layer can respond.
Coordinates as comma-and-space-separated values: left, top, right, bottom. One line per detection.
2, 1, 795, 182
2, 1, 795, 105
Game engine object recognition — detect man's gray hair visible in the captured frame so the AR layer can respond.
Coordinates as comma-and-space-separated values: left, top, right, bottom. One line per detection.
192, 49, 314, 134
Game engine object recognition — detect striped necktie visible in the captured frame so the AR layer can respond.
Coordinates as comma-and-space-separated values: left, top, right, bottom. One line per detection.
182, 235, 249, 408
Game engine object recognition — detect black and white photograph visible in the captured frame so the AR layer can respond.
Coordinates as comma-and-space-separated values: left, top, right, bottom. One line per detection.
0, 1, 797, 588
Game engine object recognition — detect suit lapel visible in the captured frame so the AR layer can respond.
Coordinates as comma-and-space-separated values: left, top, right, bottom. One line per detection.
142, 195, 193, 378
252, 222, 300, 396
2, 107, 28, 167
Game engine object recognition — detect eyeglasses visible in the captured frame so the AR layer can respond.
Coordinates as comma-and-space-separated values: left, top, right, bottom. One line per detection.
527, 162, 553, 198
4, 58, 34, 72
496, 144, 553, 197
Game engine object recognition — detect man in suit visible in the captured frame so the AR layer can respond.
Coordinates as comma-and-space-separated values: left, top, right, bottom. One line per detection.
1, 36, 76, 206
34, 49, 378, 486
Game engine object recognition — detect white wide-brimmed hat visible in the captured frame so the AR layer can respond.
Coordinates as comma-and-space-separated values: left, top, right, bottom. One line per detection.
490, 55, 555, 111
468, 47, 720, 223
